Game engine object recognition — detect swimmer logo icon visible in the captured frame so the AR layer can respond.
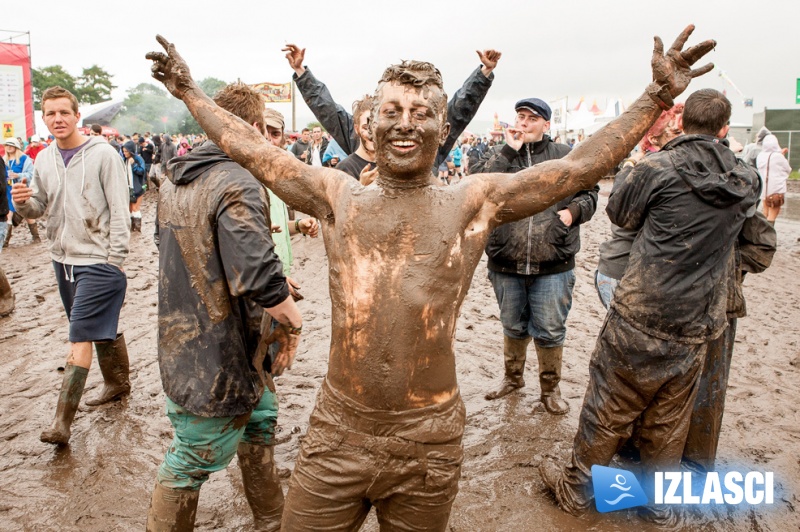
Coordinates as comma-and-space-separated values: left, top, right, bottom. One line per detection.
591, 465, 648, 513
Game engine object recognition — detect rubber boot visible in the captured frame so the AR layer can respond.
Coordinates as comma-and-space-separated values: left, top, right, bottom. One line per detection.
146, 482, 199, 532
536, 345, 570, 415
485, 336, 531, 400
133, 217, 141, 233
27, 222, 41, 243
0, 266, 14, 317
238, 443, 284, 531
85, 333, 131, 406
3, 224, 10, 248
40, 364, 89, 445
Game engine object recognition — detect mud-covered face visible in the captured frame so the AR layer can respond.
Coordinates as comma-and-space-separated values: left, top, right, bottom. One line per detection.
372, 82, 449, 179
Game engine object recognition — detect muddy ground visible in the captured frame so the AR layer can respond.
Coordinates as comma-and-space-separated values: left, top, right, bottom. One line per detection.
1, 181, 798, 531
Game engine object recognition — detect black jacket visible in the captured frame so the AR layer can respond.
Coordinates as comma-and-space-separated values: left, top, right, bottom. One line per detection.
304, 138, 329, 166
294, 65, 494, 169
158, 142, 289, 417
608, 134, 760, 343
475, 136, 599, 275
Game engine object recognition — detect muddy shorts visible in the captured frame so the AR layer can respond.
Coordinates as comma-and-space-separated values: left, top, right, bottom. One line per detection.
282, 380, 466, 532
54, 261, 127, 343
554, 310, 706, 523
157, 386, 279, 491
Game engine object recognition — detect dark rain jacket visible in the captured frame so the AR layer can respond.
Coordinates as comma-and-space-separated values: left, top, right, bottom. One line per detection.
293, 65, 494, 169
158, 142, 289, 417
608, 134, 760, 344
474, 136, 599, 276
0, 159, 8, 219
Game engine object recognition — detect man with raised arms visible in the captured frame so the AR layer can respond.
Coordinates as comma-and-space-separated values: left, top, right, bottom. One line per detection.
147, 26, 714, 530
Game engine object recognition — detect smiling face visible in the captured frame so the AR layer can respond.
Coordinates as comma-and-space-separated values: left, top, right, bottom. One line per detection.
371, 82, 449, 180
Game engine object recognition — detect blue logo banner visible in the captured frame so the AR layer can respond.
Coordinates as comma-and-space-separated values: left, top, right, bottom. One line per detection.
591, 465, 648, 513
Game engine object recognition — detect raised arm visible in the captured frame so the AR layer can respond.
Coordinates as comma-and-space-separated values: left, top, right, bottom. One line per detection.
473, 25, 715, 226
146, 36, 345, 219
284, 44, 359, 155
435, 49, 500, 168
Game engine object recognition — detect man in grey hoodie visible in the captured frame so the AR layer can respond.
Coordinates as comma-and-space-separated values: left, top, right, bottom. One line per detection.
11, 86, 131, 445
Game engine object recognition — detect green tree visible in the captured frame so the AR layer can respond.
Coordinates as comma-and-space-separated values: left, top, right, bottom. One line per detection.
76, 65, 116, 104
32, 65, 77, 109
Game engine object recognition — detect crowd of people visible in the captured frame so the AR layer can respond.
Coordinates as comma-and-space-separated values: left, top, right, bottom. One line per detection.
0, 24, 790, 531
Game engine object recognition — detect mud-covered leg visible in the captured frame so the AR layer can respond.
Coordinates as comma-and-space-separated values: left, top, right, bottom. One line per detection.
0, 265, 15, 317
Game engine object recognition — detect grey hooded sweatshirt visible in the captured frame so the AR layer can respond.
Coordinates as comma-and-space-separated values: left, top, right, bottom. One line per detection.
607, 134, 760, 343
14, 136, 130, 267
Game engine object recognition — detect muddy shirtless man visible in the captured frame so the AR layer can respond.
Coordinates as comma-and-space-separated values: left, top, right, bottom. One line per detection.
147, 26, 714, 530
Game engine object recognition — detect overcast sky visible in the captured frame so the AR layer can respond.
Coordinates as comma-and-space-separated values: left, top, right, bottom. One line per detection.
5, 0, 799, 132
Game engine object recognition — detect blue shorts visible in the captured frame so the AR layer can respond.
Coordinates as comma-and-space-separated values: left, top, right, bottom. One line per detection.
54, 261, 127, 343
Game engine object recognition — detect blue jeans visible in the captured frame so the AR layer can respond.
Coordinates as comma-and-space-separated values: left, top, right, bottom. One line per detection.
488, 269, 575, 348
594, 270, 620, 310
0, 221, 7, 254
157, 388, 279, 490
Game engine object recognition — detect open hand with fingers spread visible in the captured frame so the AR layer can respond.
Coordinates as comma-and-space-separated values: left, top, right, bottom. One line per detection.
146, 35, 198, 100
649, 24, 715, 109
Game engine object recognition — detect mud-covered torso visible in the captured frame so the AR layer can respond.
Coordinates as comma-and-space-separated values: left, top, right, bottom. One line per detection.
321, 180, 489, 410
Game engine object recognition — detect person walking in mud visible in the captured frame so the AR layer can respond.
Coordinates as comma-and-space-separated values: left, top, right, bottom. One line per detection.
147, 25, 714, 530
473, 97, 598, 414
11, 86, 131, 445
146, 82, 304, 532
539, 89, 761, 526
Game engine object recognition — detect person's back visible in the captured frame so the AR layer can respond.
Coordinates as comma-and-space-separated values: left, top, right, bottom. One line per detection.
609, 134, 759, 342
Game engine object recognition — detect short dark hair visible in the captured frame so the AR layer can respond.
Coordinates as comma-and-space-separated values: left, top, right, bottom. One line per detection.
213, 82, 265, 133
681, 89, 731, 136
301, 128, 310, 134
376, 60, 448, 120
90, 124, 103, 135
41, 86, 79, 114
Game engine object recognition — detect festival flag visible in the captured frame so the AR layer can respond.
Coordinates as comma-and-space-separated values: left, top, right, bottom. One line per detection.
251, 82, 292, 103
0, 42, 34, 139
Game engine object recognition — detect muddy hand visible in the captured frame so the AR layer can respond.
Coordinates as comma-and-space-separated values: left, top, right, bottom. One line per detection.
146, 35, 196, 100
265, 323, 300, 376
651, 24, 715, 105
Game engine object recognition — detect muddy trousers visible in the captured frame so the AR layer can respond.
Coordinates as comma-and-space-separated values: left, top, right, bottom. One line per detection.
552, 311, 706, 521
683, 318, 737, 472
282, 380, 466, 532
150, 388, 282, 530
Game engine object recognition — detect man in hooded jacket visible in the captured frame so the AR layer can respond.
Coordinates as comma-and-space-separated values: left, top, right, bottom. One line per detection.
540, 89, 761, 526
147, 82, 303, 531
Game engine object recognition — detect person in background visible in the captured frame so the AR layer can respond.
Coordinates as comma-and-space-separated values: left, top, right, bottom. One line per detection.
757, 134, 791, 226
3, 138, 38, 246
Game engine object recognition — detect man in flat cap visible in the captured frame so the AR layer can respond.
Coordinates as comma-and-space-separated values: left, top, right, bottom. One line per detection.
473, 98, 599, 414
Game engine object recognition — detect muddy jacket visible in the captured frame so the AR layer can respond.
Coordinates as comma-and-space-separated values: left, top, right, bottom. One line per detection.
475, 136, 599, 275
727, 210, 776, 318
294, 65, 494, 169
158, 142, 289, 417
608, 134, 760, 343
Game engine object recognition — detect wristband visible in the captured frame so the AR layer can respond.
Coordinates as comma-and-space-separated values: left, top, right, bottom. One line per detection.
647, 83, 674, 111
280, 322, 302, 336
295, 219, 301, 233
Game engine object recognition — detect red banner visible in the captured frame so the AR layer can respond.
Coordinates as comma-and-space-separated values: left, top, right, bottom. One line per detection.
0, 43, 34, 140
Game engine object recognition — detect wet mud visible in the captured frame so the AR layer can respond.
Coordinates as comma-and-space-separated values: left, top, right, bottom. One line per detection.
0, 183, 798, 531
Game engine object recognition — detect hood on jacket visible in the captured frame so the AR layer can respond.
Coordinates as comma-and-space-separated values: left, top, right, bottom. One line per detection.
761, 134, 781, 154
122, 140, 136, 155
666, 134, 758, 208
167, 141, 231, 186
